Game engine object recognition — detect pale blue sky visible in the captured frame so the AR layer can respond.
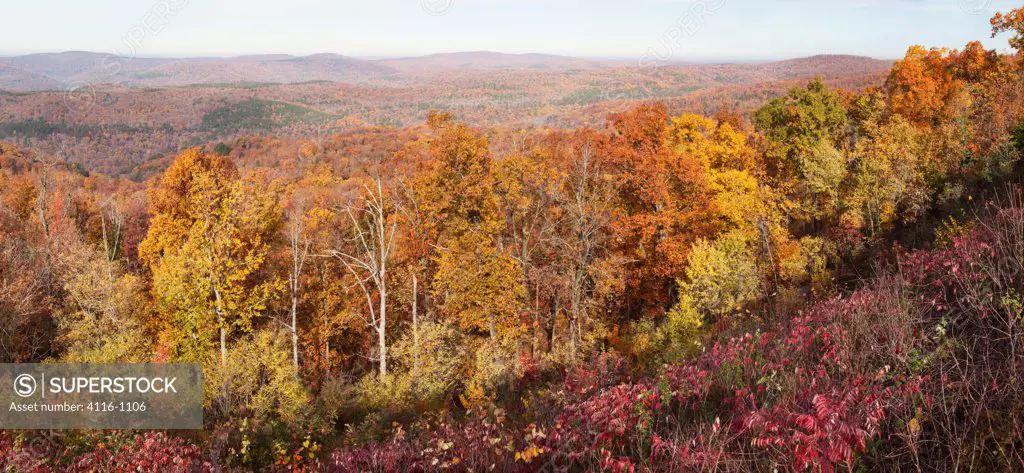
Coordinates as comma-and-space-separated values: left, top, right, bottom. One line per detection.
1, 0, 1018, 60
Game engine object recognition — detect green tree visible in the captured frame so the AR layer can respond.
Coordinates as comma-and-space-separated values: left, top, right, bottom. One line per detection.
755, 78, 848, 229
755, 78, 848, 177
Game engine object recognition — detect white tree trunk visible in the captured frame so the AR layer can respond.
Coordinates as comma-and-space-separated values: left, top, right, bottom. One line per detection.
412, 274, 419, 379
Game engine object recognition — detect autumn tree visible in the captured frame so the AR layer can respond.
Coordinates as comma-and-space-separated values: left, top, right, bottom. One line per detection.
607, 103, 717, 316
664, 112, 793, 346
492, 143, 567, 356
667, 113, 756, 172
756, 78, 848, 170
666, 112, 785, 245
416, 113, 525, 341
0, 145, 61, 362
0, 214, 52, 362
991, 6, 1024, 53
140, 149, 282, 365
678, 233, 761, 321
52, 231, 150, 363
274, 162, 344, 375
410, 113, 527, 403
550, 133, 620, 358
755, 78, 848, 230
885, 46, 960, 128
846, 115, 928, 238
327, 175, 397, 378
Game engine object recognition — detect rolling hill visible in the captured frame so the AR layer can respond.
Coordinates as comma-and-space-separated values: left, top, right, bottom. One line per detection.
0, 51, 894, 176
0, 51, 891, 91
0, 51, 397, 90
378, 51, 614, 72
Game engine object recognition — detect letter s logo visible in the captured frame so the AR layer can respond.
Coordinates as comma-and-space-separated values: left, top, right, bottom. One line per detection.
14, 374, 37, 397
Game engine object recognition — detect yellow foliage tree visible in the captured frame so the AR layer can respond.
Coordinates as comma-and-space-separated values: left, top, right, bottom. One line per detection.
140, 149, 282, 364
205, 330, 307, 425
680, 232, 762, 320
846, 116, 928, 238
53, 234, 150, 363
412, 113, 527, 401
434, 232, 525, 340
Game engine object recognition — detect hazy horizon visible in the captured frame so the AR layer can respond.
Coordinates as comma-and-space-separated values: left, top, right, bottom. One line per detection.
0, 49, 899, 63
1, 0, 1015, 61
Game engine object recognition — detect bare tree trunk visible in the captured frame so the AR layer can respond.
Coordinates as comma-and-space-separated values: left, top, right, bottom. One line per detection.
287, 212, 309, 374
37, 161, 50, 239
376, 178, 389, 378
544, 295, 558, 354
291, 294, 299, 370
377, 324, 387, 376
99, 198, 124, 267
330, 176, 397, 380
211, 283, 228, 366
412, 273, 419, 379
378, 285, 387, 377
320, 265, 331, 371
101, 209, 111, 280
219, 326, 226, 365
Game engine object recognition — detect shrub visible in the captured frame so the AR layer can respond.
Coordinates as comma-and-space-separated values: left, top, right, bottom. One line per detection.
0, 431, 210, 473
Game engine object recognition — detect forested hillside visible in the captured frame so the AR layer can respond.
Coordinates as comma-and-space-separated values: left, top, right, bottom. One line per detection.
0, 54, 891, 176
1, 7, 1024, 473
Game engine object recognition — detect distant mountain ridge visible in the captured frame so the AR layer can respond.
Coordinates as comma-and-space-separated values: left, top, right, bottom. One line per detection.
0, 51, 892, 91
378, 51, 614, 72
0, 51, 397, 90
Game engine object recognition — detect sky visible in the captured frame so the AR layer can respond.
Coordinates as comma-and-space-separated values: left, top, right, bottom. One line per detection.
1, 0, 1019, 60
